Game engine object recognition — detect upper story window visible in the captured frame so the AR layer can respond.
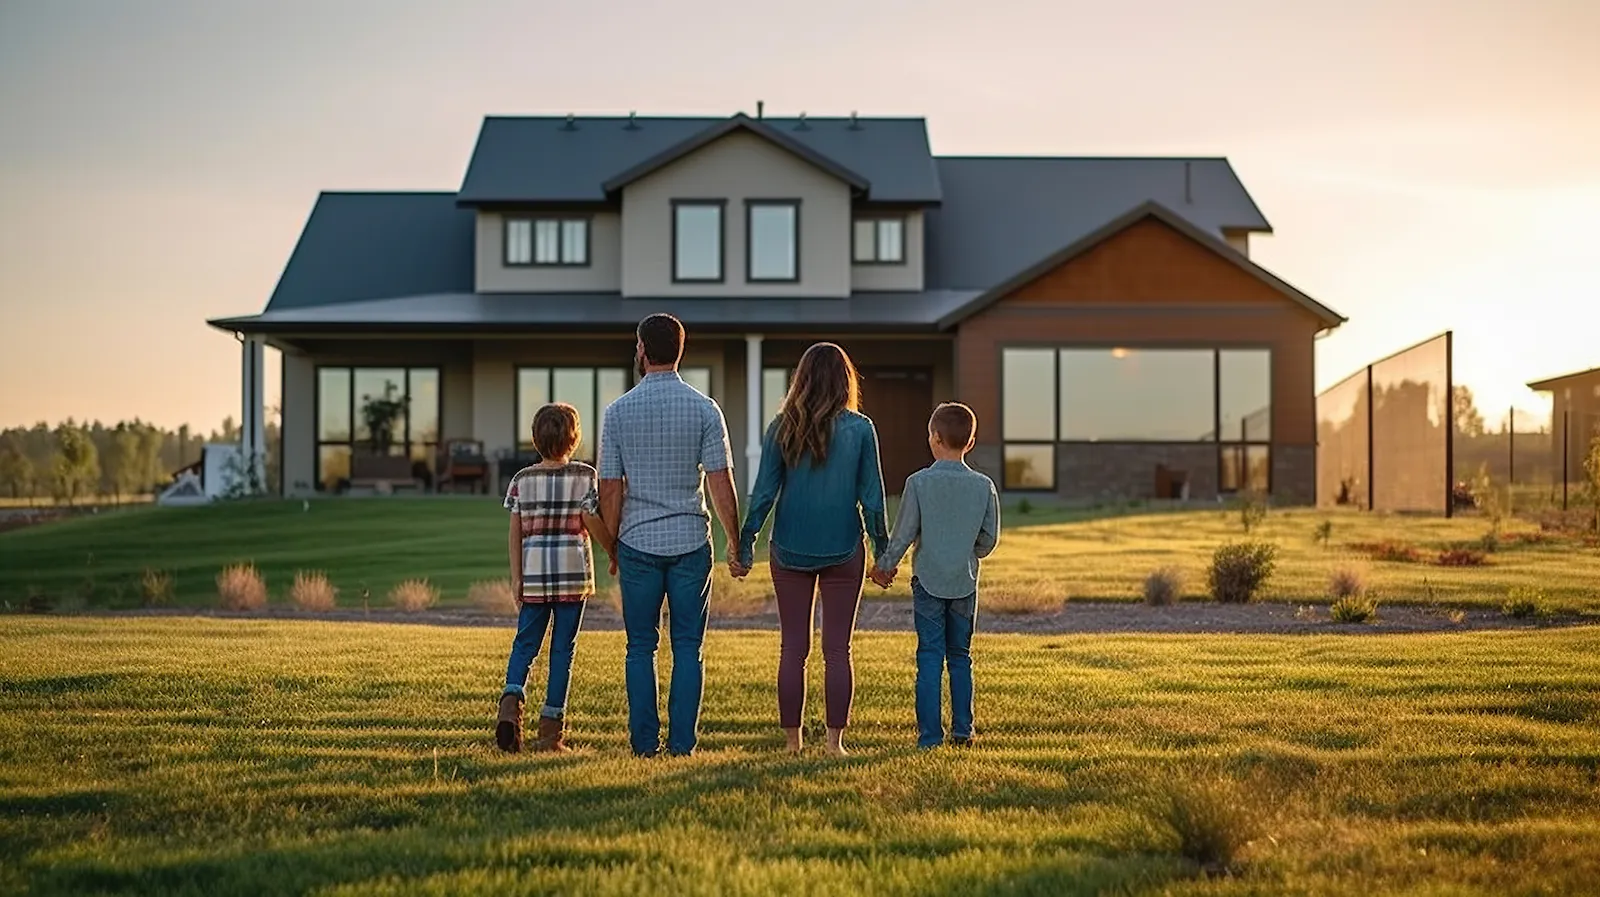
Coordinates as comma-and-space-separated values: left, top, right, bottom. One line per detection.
746, 201, 799, 283
853, 216, 904, 264
505, 217, 588, 267
673, 201, 725, 283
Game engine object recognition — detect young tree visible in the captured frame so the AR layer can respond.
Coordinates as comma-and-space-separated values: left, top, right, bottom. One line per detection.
0, 442, 34, 502
52, 425, 100, 506
104, 424, 143, 501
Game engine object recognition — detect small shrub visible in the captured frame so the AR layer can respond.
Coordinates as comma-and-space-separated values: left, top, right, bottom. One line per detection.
1327, 563, 1369, 600
1437, 546, 1488, 567
388, 579, 438, 613
1312, 520, 1333, 549
1207, 542, 1278, 604
468, 579, 518, 616
1142, 567, 1183, 606
217, 564, 267, 611
289, 570, 339, 612
1353, 540, 1423, 564
1146, 776, 1261, 873
1502, 588, 1547, 619
139, 568, 174, 607
1330, 594, 1379, 623
1235, 490, 1268, 534
1017, 498, 1034, 515
1471, 464, 1509, 534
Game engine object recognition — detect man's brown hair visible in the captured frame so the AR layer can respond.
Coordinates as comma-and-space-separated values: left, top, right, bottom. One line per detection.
929, 402, 977, 451
531, 402, 582, 460
637, 313, 686, 365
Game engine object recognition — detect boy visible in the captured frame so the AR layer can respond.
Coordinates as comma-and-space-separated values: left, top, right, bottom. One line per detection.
497, 402, 615, 753
870, 402, 1000, 749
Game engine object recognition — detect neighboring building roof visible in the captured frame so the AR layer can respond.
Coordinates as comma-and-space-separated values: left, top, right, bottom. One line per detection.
935, 201, 1345, 330
264, 192, 474, 311
925, 156, 1270, 290
456, 114, 942, 204
601, 114, 870, 193
210, 290, 982, 335
1528, 366, 1600, 390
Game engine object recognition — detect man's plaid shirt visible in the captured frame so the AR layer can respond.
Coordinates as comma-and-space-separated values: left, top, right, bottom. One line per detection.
503, 462, 600, 603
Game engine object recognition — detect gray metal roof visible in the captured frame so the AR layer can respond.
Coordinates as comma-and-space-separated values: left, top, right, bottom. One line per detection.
264, 192, 474, 311
456, 115, 942, 205
213, 290, 980, 335
925, 157, 1270, 290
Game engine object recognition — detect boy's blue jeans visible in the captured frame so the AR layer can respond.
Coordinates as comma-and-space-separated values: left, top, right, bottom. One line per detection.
503, 601, 586, 719
617, 541, 713, 756
911, 578, 976, 748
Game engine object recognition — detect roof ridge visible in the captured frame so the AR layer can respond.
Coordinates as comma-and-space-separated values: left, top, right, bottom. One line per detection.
936, 154, 1233, 162
318, 190, 458, 197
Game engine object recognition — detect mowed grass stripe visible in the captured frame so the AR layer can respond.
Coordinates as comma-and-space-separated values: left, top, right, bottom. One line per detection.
2, 619, 1600, 895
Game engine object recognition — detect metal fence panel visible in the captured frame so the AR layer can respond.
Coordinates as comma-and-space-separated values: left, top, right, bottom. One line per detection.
1316, 368, 1369, 508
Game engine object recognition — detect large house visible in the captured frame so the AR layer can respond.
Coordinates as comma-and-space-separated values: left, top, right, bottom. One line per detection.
212, 110, 1346, 503
1527, 365, 1600, 486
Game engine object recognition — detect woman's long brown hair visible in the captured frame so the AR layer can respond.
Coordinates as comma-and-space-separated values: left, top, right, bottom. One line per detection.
775, 342, 861, 468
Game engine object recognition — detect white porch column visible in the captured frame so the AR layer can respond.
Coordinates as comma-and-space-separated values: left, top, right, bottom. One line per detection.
239, 335, 266, 491
744, 333, 763, 496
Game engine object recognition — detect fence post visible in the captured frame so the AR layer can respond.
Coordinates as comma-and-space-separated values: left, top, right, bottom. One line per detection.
1365, 366, 1375, 511
1508, 406, 1515, 489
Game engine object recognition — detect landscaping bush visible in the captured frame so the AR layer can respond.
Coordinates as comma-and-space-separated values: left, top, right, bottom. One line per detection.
1235, 490, 1267, 534
1437, 546, 1488, 567
1145, 776, 1261, 874
1353, 540, 1423, 564
216, 564, 267, 611
1327, 563, 1369, 600
468, 579, 518, 616
388, 579, 438, 613
289, 571, 339, 612
1207, 542, 1278, 604
1502, 588, 1547, 619
1330, 594, 1379, 623
1142, 567, 1183, 606
139, 568, 174, 607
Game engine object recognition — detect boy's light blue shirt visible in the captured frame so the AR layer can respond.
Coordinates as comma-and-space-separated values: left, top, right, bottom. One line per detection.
876, 459, 1000, 599
737, 410, 890, 571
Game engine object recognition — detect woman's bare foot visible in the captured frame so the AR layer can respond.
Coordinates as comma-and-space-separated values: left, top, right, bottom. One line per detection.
826, 727, 847, 757
784, 727, 803, 754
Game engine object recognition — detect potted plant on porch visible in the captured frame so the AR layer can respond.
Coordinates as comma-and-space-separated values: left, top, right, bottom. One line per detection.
349, 385, 415, 488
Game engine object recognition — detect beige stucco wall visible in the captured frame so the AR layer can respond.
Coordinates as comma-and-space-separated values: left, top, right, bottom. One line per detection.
281, 351, 316, 496
474, 211, 623, 293
620, 131, 852, 298
850, 211, 925, 292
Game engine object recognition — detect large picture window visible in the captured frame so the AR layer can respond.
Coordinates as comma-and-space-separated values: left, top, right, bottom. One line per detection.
999, 347, 1273, 493
673, 201, 724, 283
316, 367, 440, 491
746, 201, 799, 282
516, 367, 630, 462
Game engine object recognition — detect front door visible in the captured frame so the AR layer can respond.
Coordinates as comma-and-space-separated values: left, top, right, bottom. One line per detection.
860, 367, 934, 495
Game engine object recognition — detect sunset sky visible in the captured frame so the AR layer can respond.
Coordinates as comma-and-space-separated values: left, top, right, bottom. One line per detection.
1, 0, 1595, 432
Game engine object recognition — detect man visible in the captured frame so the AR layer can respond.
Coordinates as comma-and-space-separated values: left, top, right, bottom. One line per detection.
598, 313, 744, 757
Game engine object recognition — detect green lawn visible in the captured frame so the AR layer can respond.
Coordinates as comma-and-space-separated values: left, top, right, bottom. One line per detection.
0, 498, 1596, 612
3, 618, 1599, 895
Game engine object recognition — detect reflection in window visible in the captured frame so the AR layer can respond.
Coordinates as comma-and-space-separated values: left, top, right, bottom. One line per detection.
1004, 444, 1055, 491
1060, 349, 1214, 441
762, 368, 790, 424
1219, 350, 1271, 442
1002, 349, 1055, 441
553, 369, 597, 459
747, 203, 798, 281
674, 202, 723, 282
316, 367, 440, 491
517, 367, 628, 461
319, 445, 351, 492
408, 370, 440, 444
354, 369, 407, 444
1221, 445, 1271, 493
318, 369, 351, 442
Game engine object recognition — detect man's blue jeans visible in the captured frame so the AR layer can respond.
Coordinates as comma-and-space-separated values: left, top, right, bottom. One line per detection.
503, 601, 587, 719
912, 578, 976, 748
617, 541, 713, 756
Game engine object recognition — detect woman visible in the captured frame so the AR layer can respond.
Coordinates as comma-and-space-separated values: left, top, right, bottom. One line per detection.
737, 342, 890, 756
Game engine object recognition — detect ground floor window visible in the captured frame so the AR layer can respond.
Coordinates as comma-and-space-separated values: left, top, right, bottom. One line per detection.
516, 367, 629, 462
316, 367, 440, 491
999, 347, 1273, 493
762, 367, 790, 426
681, 366, 712, 398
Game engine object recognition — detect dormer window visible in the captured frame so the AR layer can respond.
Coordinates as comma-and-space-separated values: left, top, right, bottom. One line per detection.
853, 216, 905, 264
746, 200, 799, 282
505, 217, 589, 267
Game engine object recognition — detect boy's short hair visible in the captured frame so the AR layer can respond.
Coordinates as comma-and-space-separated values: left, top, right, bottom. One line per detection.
637, 313, 685, 365
929, 402, 977, 450
531, 402, 582, 460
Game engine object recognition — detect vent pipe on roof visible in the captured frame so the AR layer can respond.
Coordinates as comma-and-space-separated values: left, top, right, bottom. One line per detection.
1183, 161, 1192, 204
756, 100, 764, 119
848, 111, 861, 130
562, 113, 577, 131
625, 111, 639, 130
795, 112, 809, 131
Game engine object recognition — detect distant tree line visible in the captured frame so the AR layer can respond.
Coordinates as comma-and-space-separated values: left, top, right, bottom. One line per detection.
0, 412, 281, 504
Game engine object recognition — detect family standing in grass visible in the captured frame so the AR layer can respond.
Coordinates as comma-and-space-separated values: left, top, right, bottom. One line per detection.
496, 313, 1001, 757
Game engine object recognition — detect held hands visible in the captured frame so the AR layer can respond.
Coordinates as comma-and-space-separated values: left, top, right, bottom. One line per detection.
868, 565, 897, 589
728, 557, 751, 579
